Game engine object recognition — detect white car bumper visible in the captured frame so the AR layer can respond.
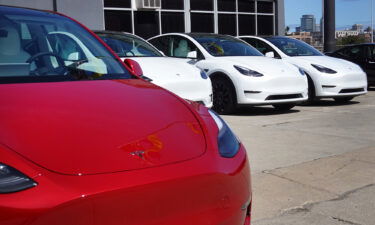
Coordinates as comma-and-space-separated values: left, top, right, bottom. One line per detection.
236, 74, 308, 105
315, 71, 368, 98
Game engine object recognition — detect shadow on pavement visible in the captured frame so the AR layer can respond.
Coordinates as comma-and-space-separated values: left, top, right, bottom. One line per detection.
228, 106, 300, 116
300, 99, 360, 107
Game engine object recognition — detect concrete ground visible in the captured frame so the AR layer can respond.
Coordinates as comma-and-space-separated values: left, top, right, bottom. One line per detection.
223, 89, 375, 225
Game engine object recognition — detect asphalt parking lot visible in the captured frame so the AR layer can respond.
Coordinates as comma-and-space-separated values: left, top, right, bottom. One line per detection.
223, 89, 375, 225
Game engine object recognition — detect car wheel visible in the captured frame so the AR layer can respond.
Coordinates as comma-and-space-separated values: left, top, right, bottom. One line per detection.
272, 104, 295, 111
212, 76, 237, 114
334, 97, 354, 103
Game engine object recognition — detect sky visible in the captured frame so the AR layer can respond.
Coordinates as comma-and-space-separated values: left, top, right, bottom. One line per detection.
285, 0, 373, 31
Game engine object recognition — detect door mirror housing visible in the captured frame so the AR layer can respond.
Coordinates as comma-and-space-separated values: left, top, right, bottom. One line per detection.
187, 51, 197, 59
265, 51, 275, 58
123, 58, 143, 77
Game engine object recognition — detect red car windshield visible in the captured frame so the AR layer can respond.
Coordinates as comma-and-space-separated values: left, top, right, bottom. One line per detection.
0, 6, 131, 84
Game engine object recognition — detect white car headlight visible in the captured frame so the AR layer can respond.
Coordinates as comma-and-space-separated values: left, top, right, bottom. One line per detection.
311, 64, 337, 74
234, 65, 264, 77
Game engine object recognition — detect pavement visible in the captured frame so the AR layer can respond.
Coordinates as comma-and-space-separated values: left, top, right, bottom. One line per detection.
223, 89, 375, 225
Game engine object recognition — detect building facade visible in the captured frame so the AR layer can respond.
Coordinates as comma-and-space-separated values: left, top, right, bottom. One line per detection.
0, 0, 285, 39
300, 14, 316, 32
335, 30, 359, 39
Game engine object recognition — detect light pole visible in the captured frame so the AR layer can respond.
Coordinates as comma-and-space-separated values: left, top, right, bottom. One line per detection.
372, 0, 374, 43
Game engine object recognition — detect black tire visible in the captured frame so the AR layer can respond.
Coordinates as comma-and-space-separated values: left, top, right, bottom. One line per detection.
334, 97, 354, 103
211, 76, 237, 114
272, 104, 295, 111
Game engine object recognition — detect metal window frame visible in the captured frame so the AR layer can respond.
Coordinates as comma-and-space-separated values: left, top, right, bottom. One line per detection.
103, 0, 277, 36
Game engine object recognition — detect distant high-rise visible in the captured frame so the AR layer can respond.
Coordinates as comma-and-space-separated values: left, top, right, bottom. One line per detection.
301, 15, 316, 32
352, 24, 363, 33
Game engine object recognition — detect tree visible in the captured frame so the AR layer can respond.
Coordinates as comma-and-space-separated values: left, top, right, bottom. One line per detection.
365, 26, 372, 33
337, 35, 366, 46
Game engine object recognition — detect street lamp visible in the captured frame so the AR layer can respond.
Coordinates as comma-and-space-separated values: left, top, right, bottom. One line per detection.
372, 0, 374, 43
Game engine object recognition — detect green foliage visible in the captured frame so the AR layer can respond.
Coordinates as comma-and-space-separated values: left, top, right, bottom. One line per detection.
337, 35, 366, 45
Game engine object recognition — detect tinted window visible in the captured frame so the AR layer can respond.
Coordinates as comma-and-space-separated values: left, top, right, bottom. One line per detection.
191, 34, 263, 57
257, 1, 273, 13
134, 11, 159, 39
161, 12, 185, 33
241, 38, 279, 57
149, 36, 170, 55
238, 15, 255, 35
170, 36, 202, 58
238, 0, 255, 12
218, 14, 237, 36
191, 13, 214, 33
0, 7, 130, 83
161, 0, 184, 9
104, 0, 131, 8
257, 15, 274, 35
338, 46, 364, 60
267, 37, 323, 56
104, 10, 132, 33
190, 0, 214, 10
218, 0, 236, 11
97, 33, 163, 57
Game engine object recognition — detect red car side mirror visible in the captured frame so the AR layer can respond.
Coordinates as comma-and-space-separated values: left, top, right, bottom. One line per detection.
123, 58, 143, 77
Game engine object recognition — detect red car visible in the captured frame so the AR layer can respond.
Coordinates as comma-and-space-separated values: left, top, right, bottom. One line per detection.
0, 6, 252, 225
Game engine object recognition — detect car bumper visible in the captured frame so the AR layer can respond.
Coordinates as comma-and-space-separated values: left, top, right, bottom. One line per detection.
156, 79, 213, 108
315, 71, 368, 98
0, 146, 251, 225
237, 74, 308, 105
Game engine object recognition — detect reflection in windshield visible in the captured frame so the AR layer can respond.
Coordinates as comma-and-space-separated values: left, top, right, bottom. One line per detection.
191, 34, 263, 57
267, 37, 323, 57
0, 7, 130, 84
97, 33, 163, 58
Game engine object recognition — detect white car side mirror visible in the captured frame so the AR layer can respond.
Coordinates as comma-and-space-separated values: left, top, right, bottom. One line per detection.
187, 51, 197, 59
265, 51, 275, 58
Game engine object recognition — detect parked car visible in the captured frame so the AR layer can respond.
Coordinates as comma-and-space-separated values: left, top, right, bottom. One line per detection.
326, 43, 375, 87
239, 36, 368, 103
149, 33, 308, 114
0, 6, 251, 225
94, 31, 213, 107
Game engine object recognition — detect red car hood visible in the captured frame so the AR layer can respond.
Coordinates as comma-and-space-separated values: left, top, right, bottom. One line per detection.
0, 79, 206, 175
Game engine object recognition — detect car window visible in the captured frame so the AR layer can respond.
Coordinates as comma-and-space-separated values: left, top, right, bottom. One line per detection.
241, 38, 280, 58
97, 33, 163, 57
0, 7, 130, 83
191, 34, 263, 57
266, 37, 323, 57
149, 36, 170, 56
344, 46, 364, 60
170, 36, 202, 58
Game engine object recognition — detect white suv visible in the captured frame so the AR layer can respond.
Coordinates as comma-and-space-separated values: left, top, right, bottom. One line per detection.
239, 36, 368, 103
149, 33, 308, 114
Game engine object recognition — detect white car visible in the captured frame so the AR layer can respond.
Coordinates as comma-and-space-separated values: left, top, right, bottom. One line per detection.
95, 31, 213, 107
239, 36, 368, 103
148, 33, 308, 114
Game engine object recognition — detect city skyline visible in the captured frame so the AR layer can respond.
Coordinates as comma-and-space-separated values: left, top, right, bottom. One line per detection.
285, 0, 373, 31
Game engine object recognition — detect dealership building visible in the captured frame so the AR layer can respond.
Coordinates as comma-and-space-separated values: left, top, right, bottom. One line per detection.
1, 0, 285, 39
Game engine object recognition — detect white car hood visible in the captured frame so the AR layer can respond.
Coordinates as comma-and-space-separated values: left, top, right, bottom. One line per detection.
222, 56, 300, 76
290, 56, 361, 73
121, 57, 201, 82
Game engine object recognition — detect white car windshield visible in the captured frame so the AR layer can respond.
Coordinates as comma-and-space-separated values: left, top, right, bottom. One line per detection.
0, 6, 131, 84
96, 32, 163, 58
191, 34, 263, 57
266, 37, 323, 57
